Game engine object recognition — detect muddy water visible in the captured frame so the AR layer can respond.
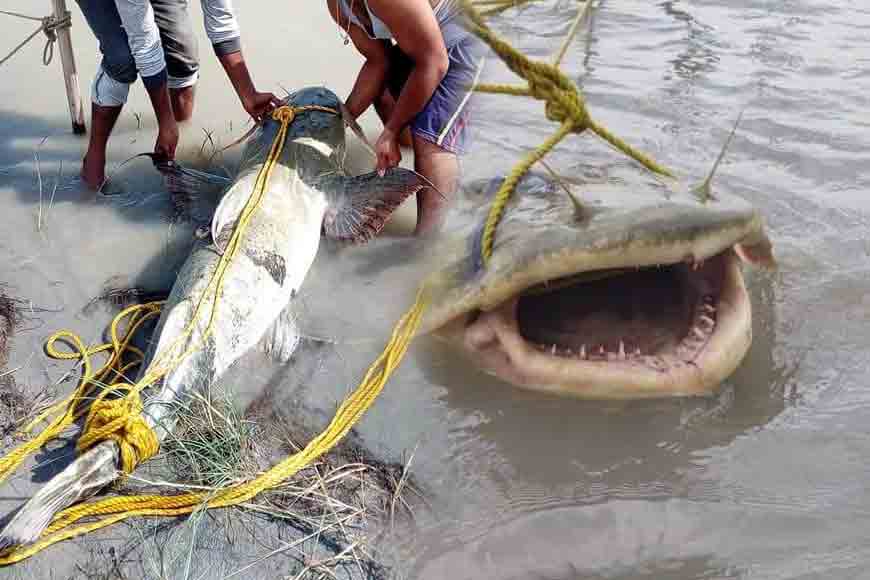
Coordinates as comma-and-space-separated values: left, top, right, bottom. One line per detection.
2, 0, 870, 578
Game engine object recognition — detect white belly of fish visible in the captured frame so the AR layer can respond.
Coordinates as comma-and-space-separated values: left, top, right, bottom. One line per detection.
140, 164, 326, 435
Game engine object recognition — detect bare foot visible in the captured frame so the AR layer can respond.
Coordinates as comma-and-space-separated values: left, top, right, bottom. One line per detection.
80, 154, 106, 191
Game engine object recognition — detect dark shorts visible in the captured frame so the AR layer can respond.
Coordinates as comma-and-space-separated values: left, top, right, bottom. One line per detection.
386, 35, 486, 156
75, 0, 199, 86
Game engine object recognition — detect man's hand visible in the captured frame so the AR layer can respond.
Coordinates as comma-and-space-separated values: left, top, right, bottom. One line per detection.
375, 128, 401, 176
143, 77, 179, 163
242, 90, 281, 123
154, 120, 179, 163
217, 50, 281, 124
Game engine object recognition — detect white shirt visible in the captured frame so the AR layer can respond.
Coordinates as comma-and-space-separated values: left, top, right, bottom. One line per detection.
113, 0, 241, 80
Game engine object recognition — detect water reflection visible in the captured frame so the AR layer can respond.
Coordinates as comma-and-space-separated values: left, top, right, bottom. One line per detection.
660, 1, 720, 83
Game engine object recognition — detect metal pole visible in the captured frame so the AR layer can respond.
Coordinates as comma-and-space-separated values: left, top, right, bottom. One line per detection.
51, 0, 86, 134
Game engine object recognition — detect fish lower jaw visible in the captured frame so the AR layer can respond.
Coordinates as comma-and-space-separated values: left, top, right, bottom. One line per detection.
454, 251, 752, 399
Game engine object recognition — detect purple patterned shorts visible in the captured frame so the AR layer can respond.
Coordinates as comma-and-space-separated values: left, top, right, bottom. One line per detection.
386, 36, 486, 156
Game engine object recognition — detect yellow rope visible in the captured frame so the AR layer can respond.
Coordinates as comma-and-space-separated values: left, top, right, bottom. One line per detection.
0, 302, 162, 483
0, 287, 428, 565
459, 0, 674, 266
0, 104, 432, 566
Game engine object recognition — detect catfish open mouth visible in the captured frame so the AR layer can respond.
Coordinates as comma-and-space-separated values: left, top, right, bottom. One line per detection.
457, 249, 752, 398
517, 254, 727, 363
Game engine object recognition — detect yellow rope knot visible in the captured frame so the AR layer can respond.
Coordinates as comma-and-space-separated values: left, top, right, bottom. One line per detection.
543, 89, 590, 131
77, 394, 159, 474
272, 105, 295, 124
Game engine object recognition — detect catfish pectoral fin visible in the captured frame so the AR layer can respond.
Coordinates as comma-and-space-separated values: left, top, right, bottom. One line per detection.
320, 168, 426, 244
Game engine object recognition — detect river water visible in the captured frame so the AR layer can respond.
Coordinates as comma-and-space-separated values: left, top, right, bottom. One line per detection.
1, 0, 869, 578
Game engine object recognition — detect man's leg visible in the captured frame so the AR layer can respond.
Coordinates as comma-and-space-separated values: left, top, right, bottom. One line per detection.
81, 100, 122, 190
75, 0, 137, 190
169, 86, 196, 122
152, 0, 199, 122
412, 137, 459, 236
395, 37, 483, 235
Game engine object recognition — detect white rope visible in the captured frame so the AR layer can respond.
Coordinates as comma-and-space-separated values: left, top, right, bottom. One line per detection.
0, 10, 72, 68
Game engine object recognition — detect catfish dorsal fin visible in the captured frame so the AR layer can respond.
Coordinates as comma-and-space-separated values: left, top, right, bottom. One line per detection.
692, 108, 746, 203
319, 168, 426, 243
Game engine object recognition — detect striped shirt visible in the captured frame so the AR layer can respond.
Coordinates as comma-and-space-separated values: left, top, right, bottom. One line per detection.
113, 0, 242, 88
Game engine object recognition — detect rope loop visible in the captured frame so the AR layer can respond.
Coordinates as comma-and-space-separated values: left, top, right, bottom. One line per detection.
40, 13, 70, 66
45, 330, 90, 361
42, 20, 55, 66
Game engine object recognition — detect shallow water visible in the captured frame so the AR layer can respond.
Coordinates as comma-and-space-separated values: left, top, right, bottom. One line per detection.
2, 0, 870, 578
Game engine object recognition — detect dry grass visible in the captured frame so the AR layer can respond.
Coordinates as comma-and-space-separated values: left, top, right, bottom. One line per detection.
31, 136, 64, 235
0, 374, 54, 448
162, 388, 261, 489
68, 545, 132, 580
0, 290, 16, 367
0, 287, 55, 448
112, 383, 425, 579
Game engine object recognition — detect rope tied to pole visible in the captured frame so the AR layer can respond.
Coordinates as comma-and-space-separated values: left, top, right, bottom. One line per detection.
0, 9, 71, 69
